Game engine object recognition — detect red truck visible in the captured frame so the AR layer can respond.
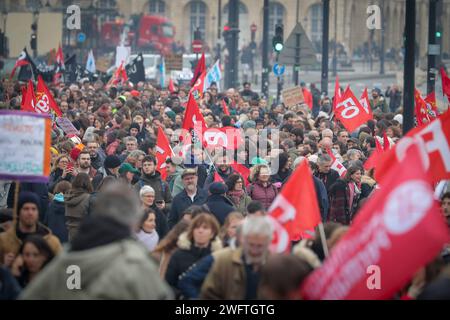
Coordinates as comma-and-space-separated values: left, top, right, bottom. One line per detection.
100, 15, 175, 55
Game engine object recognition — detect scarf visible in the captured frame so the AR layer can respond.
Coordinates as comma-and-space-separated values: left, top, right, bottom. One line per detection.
227, 189, 245, 206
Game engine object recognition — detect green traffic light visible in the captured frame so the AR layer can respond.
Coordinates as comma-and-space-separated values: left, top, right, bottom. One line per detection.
275, 43, 283, 52
436, 31, 442, 38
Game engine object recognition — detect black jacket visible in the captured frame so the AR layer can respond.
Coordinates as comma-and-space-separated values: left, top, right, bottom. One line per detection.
150, 204, 169, 240
44, 199, 68, 244
48, 169, 74, 194
168, 188, 208, 229
165, 244, 212, 290
135, 171, 172, 206
314, 169, 340, 193
204, 194, 235, 226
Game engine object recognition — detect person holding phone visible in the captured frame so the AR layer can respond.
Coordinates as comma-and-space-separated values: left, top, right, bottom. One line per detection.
48, 155, 75, 194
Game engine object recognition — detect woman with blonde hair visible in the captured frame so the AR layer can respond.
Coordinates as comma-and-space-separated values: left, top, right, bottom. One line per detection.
48, 154, 74, 194
219, 211, 244, 247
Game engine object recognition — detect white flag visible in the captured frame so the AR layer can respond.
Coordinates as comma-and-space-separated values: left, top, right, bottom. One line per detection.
86, 50, 96, 73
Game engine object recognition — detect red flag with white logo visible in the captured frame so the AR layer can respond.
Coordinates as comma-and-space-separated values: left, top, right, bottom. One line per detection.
181, 94, 207, 145
375, 109, 450, 183
335, 87, 372, 133
326, 149, 347, 178
301, 145, 450, 300
155, 127, 173, 180
191, 52, 206, 87
359, 88, 373, 117
268, 160, 321, 253
333, 76, 342, 111
440, 67, 450, 101
203, 127, 243, 150
21, 80, 36, 113
37, 75, 63, 116
189, 70, 206, 100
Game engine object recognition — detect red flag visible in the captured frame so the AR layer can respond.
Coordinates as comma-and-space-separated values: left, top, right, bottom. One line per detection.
440, 67, 450, 101
191, 52, 206, 87
332, 76, 342, 112
326, 149, 347, 177
382, 132, 391, 151
425, 91, 439, 116
415, 88, 436, 126
359, 88, 373, 117
21, 80, 36, 113
10, 48, 33, 79
155, 127, 173, 180
168, 78, 176, 93
363, 138, 384, 171
222, 99, 230, 116
268, 160, 321, 253
334, 86, 372, 133
302, 87, 313, 109
189, 70, 206, 100
230, 162, 250, 186
214, 172, 224, 183
375, 109, 450, 183
107, 61, 128, 87
203, 127, 243, 150
53, 44, 65, 84
181, 94, 207, 144
301, 145, 450, 300
36, 75, 63, 116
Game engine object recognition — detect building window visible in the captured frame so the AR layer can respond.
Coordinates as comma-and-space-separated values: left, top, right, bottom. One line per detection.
309, 3, 323, 51
98, 0, 118, 23
190, 1, 207, 42
149, 0, 165, 15
309, 4, 322, 41
269, 2, 285, 38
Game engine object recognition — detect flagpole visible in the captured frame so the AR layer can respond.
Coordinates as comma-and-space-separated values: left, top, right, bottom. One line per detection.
318, 222, 329, 258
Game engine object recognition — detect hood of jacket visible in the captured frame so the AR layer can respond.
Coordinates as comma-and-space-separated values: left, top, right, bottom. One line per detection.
176, 232, 223, 252
207, 194, 235, 207
65, 190, 90, 208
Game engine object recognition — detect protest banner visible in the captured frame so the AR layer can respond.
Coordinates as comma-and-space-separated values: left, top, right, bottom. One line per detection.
281, 86, 305, 108
0, 111, 52, 182
56, 117, 80, 136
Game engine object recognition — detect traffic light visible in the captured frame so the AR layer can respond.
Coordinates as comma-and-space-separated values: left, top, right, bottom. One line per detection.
436, 30, 442, 38
30, 34, 37, 51
222, 24, 231, 40
272, 23, 284, 53
194, 27, 202, 41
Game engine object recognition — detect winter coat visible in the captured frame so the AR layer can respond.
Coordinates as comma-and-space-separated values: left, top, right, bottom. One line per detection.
247, 181, 278, 210
20, 239, 173, 300
200, 247, 253, 300
135, 171, 172, 207
65, 190, 91, 241
227, 191, 252, 215
0, 267, 21, 300
165, 232, 222, 292
178, 254, 215, 299
48, 169, 74, 194
314, 169, 340, 193
203, 166, 236, 191
168, 188, 208, 229
167, 165, 184, 197
204, 194, 236, 225
328, 179, 360, 225
0, 223, 62, 264
44, 195, 69, 244
313, 176, 329, 222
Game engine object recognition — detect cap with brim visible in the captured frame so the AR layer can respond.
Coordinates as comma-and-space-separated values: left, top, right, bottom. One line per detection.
182, 168, 197, 178
119, 163, 140, 175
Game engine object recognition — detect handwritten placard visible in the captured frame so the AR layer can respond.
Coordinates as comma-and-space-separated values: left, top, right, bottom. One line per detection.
0, 111, 51, 182
281, 86, 305, 108
56, 117, 80, 136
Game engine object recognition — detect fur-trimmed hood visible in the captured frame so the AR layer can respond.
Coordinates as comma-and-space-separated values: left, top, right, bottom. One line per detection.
177, 232, 223, 252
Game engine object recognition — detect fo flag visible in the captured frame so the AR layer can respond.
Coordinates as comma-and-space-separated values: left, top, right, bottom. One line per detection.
359, 88, 373, 117
155, 127, 173, 180
126, 53, 145, 84
301, 145, 450, 300
415, 88, 437, 126
333, 76, 342, 111
335, 87, 373, 133
268, 160, 321, 253
189, 70, 206, 100
375, 109, 450, 183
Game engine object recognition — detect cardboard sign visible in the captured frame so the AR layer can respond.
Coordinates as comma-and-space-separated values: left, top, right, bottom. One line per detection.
165, 54, 183, 71
56, 117, 80, 136
281, 86, 305, 108
0, 111, 51, 182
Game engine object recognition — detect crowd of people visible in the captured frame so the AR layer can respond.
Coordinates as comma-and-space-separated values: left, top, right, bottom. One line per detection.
0, 75, 449, 300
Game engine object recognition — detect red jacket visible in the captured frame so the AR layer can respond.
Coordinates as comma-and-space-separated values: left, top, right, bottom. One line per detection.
247, 181, 278, 210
